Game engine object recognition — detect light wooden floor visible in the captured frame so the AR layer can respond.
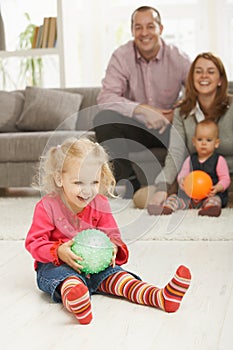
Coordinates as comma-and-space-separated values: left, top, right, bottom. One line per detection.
1, 240, 233, 350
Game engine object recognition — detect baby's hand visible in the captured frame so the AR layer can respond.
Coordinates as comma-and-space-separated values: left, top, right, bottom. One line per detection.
208, 183, 224, 197
110, 245, 118, 268
178, 177, 185, 190
57, 240, 83, 273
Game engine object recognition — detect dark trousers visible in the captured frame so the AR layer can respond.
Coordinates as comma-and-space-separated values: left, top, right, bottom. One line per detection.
93, 109, 170, 185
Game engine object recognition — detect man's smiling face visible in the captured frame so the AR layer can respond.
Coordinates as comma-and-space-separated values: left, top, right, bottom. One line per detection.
131, 9, 163, 61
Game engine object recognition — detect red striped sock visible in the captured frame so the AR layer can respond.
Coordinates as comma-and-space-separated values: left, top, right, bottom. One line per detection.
61, 277, 92, 324
98, 265, 191, 313
161, 265, 191, 312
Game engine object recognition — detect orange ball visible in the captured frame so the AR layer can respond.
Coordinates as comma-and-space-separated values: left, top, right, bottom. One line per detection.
183, 170, 213, 200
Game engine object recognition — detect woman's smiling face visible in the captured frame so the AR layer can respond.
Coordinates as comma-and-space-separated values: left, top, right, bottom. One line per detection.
193, 57, 222, 96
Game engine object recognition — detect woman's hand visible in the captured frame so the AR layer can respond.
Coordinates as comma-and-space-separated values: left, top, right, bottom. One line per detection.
147, 191, 168, 215
162, 108, 174, 124
57, 240, 84, 273
110, 245, 118, 268
148, 191, 168, 206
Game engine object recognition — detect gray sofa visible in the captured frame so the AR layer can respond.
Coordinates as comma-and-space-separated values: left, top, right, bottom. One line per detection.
0, 86, 166, 190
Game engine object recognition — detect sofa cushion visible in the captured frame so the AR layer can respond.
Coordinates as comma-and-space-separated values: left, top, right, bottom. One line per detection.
0, 91, 25, 132
0, 130, 95, 162
16, 86, 83, 131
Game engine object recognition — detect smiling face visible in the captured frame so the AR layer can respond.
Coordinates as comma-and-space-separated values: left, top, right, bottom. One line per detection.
192, 122, 220, 160
193, 57, 222, 97
60, 156, 102, 213
131, 9, 163, 61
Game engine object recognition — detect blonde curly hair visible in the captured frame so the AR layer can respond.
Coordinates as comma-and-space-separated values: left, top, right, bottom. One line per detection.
33, 137, 116, 197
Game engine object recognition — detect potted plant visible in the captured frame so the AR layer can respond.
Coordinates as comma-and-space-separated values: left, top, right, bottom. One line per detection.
17, 12, 43, 86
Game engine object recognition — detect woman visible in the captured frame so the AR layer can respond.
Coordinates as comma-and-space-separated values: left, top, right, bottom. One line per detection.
133, 52, 233, 209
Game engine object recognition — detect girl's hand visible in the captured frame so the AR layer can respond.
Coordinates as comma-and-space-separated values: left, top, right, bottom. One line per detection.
110, 245, 118, 268
57, 240, 84, 273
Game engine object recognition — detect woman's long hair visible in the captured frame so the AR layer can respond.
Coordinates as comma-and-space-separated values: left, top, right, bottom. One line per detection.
180, 52, 229, 120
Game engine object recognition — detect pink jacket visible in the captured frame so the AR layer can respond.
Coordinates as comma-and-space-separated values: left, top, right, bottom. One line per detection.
25, 194, 129, 269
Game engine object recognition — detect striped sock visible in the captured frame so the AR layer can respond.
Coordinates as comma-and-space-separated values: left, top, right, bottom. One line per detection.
98, 265, 191, 313
163, 194, 187, 212
61, 277, 92, 324
198, 196, 222, 217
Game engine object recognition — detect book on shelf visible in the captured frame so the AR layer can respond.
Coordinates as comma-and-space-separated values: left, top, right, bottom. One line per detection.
31, 26, 39, 49
31, 16, 58, 49
47, 17, 57, 48
35, 25, 43, 48
41, 17, 50, 48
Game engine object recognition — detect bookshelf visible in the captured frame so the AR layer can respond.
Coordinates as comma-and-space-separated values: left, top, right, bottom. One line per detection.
0, 0, 65, 88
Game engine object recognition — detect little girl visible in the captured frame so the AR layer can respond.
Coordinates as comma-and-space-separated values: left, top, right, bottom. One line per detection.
25, 137, 191, 324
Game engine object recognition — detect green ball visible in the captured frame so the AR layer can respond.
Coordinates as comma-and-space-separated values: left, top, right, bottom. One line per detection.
71, 229, 114, 274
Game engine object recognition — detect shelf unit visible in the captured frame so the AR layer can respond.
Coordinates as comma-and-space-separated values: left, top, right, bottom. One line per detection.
0, 0, 65, 88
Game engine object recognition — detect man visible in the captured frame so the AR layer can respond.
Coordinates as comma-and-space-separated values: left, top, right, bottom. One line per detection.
93, 6, 191, 198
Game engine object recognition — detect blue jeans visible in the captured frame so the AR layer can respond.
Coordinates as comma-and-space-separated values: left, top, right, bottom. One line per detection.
36, 262, 140, 303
